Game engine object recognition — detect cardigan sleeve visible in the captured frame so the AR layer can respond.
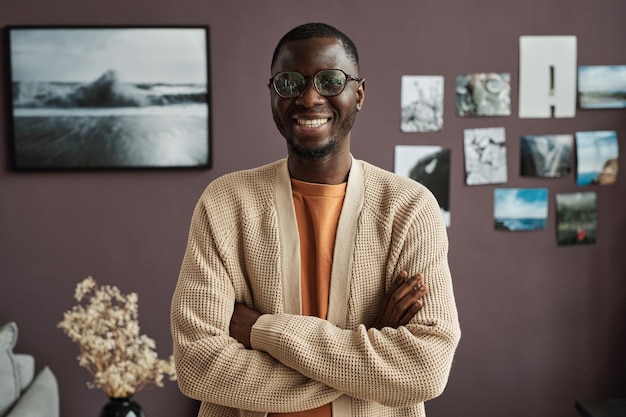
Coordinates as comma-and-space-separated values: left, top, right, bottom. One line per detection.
170, 197, 342, 413
250, 186, 461, 407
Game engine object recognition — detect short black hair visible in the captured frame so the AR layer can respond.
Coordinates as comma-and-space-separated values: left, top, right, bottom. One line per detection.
271, 23, 359, 70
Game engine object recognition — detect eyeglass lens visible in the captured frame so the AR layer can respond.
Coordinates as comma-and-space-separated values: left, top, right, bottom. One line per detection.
272, 70, 348, 98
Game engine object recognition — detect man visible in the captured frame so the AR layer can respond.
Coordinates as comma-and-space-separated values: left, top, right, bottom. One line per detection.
171, 22, 460, 417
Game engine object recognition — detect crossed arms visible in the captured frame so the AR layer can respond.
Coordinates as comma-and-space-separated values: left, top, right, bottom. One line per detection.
171, 173, 460, 413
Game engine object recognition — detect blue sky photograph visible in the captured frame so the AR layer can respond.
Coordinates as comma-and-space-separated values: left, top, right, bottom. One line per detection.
494, 188, 548, 231
494, 188, 548, 220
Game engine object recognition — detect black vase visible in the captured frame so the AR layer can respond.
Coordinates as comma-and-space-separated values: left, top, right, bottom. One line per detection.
99, 396, 146, 417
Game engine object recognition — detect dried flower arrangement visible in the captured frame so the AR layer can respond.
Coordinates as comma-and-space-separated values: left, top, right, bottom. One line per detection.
58, 276, 176, 398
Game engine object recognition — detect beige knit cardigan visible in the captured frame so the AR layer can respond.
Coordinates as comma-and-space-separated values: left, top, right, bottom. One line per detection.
171, 157, 460, 417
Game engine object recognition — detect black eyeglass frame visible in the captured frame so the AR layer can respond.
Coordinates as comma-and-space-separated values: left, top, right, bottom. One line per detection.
269, 69, 362, 98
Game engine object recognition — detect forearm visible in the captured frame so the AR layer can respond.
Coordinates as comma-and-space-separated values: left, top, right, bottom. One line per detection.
171, 208, 342, 412
250, 192, 460, 407
173, 330, 341, 412
171, 277, 343, 412
250, 310, 459, 407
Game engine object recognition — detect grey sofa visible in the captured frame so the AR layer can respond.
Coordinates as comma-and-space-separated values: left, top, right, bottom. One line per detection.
0, 322, 59, 417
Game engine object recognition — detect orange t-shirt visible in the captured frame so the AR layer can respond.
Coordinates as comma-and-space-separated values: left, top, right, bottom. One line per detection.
268, 179, 346, 417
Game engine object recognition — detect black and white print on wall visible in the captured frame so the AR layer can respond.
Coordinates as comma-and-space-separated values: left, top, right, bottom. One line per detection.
400, 75, 444, 132
394, 145, 451, 227
555, 192, 597, 246
463, 127, 508, 186
494, 188, 548, 231
520, 134, 573, 178
578, 65, 626, 109
7, 26, 211, 170
575, 131, 619, 186
456, 73, 511, 117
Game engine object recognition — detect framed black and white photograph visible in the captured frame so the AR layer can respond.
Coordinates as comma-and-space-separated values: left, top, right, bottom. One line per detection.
7, 26, 211, 170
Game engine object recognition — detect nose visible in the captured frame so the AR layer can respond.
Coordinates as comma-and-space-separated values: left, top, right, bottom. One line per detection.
294, 78, 326, 107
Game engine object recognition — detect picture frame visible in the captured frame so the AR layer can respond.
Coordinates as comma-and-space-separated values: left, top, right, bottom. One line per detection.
6, 25, 211, 170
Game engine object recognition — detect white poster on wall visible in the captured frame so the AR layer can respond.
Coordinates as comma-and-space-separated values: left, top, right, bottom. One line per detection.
518, 36, 577, 118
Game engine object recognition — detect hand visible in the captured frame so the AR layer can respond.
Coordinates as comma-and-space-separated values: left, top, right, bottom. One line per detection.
371, 271, 428, 330
229, 303, 262, 349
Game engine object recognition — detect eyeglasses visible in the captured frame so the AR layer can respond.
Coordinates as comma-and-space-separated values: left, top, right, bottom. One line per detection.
269, 69, 361, 98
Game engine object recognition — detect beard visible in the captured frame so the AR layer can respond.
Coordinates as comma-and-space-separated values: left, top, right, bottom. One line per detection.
273, 106, 358, 160
287, 136, 338, 159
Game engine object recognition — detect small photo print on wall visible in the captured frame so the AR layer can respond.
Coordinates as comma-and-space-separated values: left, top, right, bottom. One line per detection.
456, 73, 511, 117
578, 65, 626, 109
556, 192, 597, 246
400, 75, 444, 132
494, 188, 548, 231
520, 134, 573, 178
463, 127, 507, 185
575, 131, 619, 185
7, 26, 211, 170
394, 145, 451, 227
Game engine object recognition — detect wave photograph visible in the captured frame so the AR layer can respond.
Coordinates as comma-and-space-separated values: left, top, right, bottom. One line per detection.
8, 27, 210, 169
494, 188, 548, 231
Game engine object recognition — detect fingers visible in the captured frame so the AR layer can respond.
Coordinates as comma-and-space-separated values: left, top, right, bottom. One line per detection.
385, 272, 428, 326
230, 303, 261, 349
394, 272, 426, 303
372, 271, 428, 329
389, 270, 409, 293
399, 299, 423, 325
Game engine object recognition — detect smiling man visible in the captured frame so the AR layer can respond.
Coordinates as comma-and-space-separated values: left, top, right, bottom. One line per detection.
171, 23, 460, 417
270, 35, 362, 174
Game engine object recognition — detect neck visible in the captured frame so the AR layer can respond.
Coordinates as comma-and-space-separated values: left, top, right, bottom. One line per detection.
288, 150, 351, 184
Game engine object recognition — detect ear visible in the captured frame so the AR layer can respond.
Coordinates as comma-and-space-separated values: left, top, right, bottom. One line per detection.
356, 79, 365, 111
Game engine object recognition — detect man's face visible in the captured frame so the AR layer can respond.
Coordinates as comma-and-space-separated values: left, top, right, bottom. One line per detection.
270, 37, 365, 160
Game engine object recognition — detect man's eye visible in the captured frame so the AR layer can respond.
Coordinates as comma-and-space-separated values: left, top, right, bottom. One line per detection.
323, 78, 342, 86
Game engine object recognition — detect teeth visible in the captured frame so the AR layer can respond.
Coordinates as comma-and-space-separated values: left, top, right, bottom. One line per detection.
297, 118, 329, 127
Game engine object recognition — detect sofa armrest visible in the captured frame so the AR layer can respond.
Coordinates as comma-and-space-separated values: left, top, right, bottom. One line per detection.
0, 322, 20, 416
13, 354, 35, 393
6, 367, 59, 417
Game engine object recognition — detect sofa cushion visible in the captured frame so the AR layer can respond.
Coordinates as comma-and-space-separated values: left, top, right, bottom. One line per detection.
5, 367, 59, 417
13, 354, 35, 393
0, 322, 20, 416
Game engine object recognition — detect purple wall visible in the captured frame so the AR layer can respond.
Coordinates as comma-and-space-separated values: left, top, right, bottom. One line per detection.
1, 1, 625, 417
